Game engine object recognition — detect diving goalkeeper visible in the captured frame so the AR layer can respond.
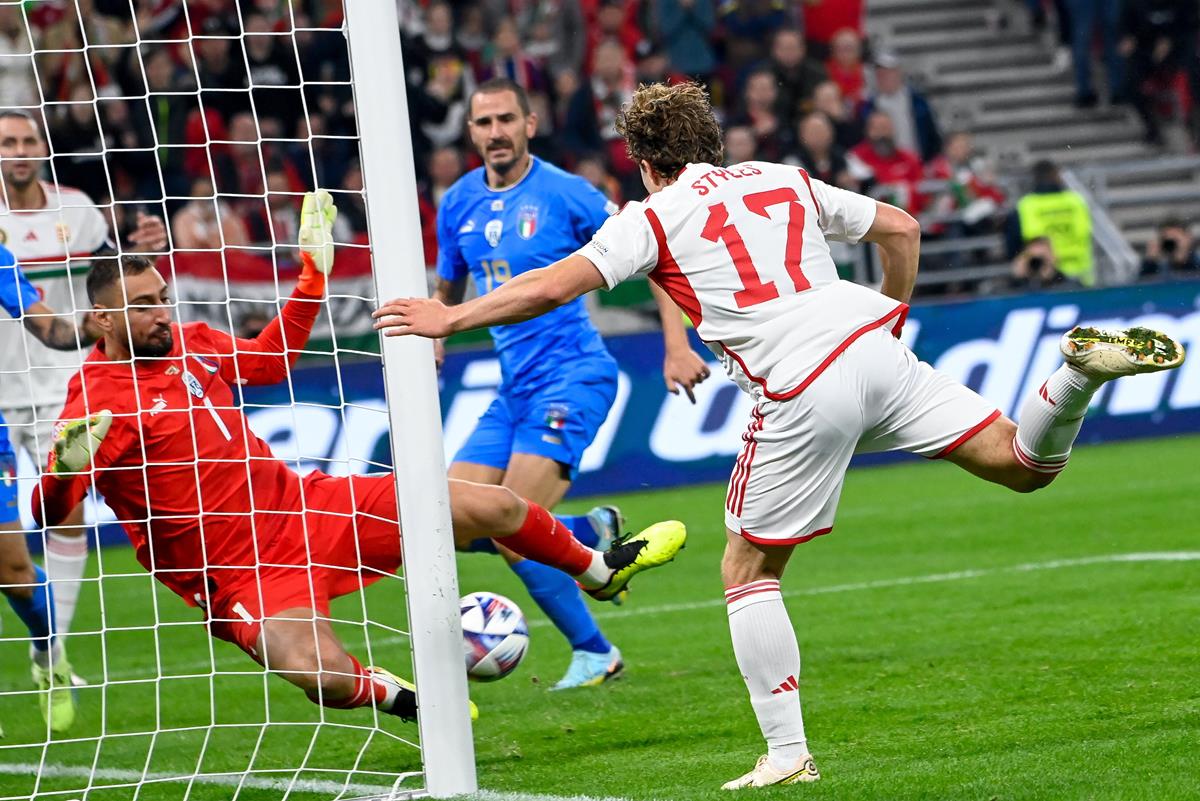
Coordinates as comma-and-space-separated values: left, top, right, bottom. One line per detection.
32, 192, 685, 720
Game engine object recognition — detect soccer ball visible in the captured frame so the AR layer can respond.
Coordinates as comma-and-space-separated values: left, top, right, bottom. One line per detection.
460, 592, 529, 682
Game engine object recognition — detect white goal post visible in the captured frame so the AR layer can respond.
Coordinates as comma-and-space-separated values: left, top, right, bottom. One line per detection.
343, 1, 477, 796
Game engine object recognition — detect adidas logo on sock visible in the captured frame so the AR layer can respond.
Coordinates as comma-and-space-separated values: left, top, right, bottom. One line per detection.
770, 674, 798, 694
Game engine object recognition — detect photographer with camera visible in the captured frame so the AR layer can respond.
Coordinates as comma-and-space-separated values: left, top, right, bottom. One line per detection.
1140, 219, 1200, 278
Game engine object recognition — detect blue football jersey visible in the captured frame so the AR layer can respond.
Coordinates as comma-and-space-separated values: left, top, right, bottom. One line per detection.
436, 157, 617, 390
0, 244, 38, 320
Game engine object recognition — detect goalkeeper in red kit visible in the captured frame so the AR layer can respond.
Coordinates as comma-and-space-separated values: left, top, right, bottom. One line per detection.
31, 191, 685, 721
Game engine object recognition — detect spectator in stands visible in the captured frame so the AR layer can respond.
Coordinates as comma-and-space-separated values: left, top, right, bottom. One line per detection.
194, 16, 250, 121
50, 85, 109, 205
730, 68, 788, 162
717, 0, 791, 74
332, 159, 369, 242
801, 0, 865, 59
172, 176, 250, 251
1008, 159, 1094, 285
791, 111, 855, 190
655, 0, 717, 80
243, 12, 302, 131
860, 51, 942, 162
410, 2, 463, 77
587, 0, 642, 65
1119, 0, 1198, 146
0, 5, 37, 107
564, 39, 638, 190
825, 28, 867, 106
236, 310, 272, 340
812, 79, 863, 150
724, 126, 759, 165
519, 0, 586, 75
427, 146, 464, 209
419, 54, 474, 151
249, 168, 301, 248
635, 45, 686, 86
1140, 218, 1200, 277
847, 111, 925, 214
482, 16, 548, 94
1010, 235, 1068, 289
925, 130, 1006, 232
764, 29, 828, 131
1067, 0, 1122, 108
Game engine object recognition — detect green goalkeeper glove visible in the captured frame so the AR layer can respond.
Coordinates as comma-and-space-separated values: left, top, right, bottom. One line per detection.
297, 190, 338, 292
49, 410, 112, 476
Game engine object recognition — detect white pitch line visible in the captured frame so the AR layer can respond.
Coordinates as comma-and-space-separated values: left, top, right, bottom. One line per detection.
0, 762, 402, 798
0, 763, 634, 801
100, 550, 1200, 681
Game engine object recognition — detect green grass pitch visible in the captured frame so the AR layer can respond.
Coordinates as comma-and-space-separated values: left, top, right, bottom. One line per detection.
1, 434, 1197, 801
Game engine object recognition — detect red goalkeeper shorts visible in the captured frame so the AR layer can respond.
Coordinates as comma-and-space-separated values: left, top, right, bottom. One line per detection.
206, 471, 404, 660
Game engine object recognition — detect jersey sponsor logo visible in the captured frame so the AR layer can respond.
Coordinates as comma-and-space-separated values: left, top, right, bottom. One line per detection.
165, 365, 180, 376
23, 230, 37, 242
485, 219, 503, 247
589, 239, 609, 256
490, 199, 504, 211
459, 219, 476, 234
55, 223, 70, 243
182, 370, 204, 398
148, 395, 168, 415
517, 205, 538, 240
193, 355, 219, 374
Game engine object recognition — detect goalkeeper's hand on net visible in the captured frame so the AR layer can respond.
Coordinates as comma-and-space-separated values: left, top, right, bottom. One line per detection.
48, 410, 113, 477
297, 189, 338, 294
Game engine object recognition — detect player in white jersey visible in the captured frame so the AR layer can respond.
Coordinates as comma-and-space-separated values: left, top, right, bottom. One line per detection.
374, 83, 1185, 788
0, 110, 166, 705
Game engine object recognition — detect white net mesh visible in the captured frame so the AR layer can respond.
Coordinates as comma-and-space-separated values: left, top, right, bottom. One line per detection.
0, 2, 435, 798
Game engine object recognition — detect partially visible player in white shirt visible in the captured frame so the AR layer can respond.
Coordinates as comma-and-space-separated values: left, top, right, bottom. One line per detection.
0, 109, 167, 690
374, 83, 1185, 789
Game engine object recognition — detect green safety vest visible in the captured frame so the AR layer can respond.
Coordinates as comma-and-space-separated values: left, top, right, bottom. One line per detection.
1017, 190, 1094, 285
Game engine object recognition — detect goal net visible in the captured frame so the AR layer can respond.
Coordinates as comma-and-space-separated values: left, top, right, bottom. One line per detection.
0, 2, 473, 799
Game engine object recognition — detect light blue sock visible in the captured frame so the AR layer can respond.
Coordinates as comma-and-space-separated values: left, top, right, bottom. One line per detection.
6, 564, 55, 652
559, 514, 600, 548
510, 559, 610, 654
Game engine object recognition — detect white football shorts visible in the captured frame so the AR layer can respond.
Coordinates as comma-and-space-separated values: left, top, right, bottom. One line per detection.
725, 326, 999, 544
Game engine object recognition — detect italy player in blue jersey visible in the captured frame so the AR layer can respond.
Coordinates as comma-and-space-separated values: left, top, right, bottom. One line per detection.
435, 78, 710, 689
0, 243, 96, 733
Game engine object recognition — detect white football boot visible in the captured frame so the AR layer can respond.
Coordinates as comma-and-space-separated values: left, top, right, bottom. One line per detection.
722, 753, 820, 789
1060, 325, 1185, 379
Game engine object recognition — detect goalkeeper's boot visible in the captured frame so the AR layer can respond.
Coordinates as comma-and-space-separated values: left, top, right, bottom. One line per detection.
1061, 326, 1185, 379
32, 653, 77, 735
366, 665, 478, 722
586, 505, 628, 605
550, 646, 624, 691
721, 754, 820, 790
586, 520, 686, 602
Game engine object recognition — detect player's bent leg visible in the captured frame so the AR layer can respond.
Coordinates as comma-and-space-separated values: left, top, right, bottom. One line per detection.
943, 416, 1056, 493
257, 608, 421, 720
721, 530, 817, 789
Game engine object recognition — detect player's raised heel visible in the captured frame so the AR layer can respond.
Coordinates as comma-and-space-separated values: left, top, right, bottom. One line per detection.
721, 754, 820, 790
586, 520, 686, 602
366, 665, 478, 722
1060, 326, 1186, 378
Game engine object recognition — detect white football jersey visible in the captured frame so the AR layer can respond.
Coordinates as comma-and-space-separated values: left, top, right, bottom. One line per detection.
578, 161, 907, 401
0, 182, 110, 411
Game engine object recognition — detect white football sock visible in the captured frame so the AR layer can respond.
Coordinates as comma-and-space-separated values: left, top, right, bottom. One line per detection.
576, 550, 611, 590
726, 580, 808, 771
44, 530, 88, 638
1014, 365, 1105, 472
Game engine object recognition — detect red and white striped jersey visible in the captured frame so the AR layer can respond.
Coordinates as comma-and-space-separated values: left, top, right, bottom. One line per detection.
578, 161, 908, 402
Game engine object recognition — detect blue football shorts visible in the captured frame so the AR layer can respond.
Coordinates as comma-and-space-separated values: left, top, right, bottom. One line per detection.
0, 420, 19, 525
453, 354, 619, 481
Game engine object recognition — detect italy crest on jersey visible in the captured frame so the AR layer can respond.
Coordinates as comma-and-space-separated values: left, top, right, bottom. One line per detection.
517, 206, 538, 240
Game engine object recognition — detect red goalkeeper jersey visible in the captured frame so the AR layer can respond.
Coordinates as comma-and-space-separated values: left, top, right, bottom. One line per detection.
33, 288, 323, 605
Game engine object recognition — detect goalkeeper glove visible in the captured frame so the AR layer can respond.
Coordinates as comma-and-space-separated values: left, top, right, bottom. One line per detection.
297, 189, 338, 295
48, 410, 112, 477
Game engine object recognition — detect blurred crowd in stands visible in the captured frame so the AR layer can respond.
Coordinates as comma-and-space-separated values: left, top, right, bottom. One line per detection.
0, 0, 1195, 299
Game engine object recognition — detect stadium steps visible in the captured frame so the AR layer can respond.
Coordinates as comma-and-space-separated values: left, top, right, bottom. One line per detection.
868, 0, 1179, 249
